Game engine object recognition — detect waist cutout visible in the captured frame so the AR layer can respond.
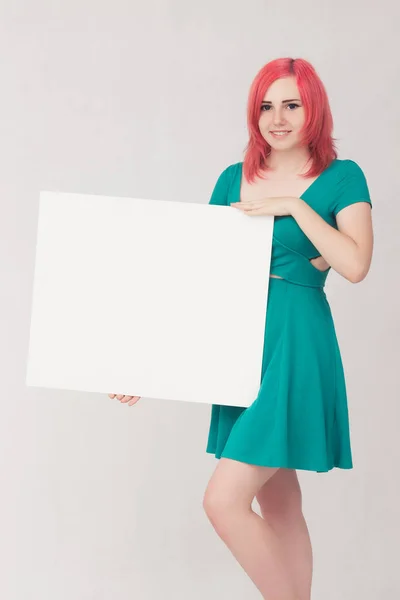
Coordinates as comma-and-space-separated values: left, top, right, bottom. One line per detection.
269, 236, 330, 289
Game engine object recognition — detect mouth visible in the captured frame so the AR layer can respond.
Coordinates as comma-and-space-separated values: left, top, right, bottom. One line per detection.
270, 130, 292, 137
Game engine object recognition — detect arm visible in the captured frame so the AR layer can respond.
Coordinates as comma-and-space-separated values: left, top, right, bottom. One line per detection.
290, 198, 373, 283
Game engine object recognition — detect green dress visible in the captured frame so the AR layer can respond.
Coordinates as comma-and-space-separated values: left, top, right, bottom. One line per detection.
206, 158, 372, 472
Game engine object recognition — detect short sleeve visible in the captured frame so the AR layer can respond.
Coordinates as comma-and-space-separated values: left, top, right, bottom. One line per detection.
331, 160, 372, 217
208, 165, 232, 206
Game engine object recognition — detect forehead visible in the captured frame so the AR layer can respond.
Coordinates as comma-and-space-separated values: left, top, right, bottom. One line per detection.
262, 77, 300, 102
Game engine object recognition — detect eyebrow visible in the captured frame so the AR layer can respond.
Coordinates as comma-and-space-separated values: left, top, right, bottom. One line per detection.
261, 99, 301, 104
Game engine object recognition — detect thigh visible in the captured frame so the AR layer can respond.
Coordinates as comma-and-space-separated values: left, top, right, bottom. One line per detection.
203, 457, 280, 512
256, 468, 302, 516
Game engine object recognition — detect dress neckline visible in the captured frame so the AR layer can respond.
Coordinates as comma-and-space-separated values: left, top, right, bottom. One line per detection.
236, 158, 338, 203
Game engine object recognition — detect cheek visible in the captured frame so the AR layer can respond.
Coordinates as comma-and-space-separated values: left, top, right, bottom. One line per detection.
292, 111, 305, 127
258, 113, 270, 129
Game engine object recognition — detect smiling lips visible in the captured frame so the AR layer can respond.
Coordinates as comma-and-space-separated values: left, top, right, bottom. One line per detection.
270, 130, 292, 137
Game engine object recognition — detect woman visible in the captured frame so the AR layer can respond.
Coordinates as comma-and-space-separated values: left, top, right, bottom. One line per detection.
110, 57, 373, 600
202, 57, 373, 600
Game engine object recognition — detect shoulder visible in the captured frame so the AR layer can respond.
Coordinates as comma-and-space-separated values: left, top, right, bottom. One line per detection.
216, 162, 242, 182
330, 158, 371, 216
336, 158, 368, 181
210, 162, 242, 191
209, 162, 242, 205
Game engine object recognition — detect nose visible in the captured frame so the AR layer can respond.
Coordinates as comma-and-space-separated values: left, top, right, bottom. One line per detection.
272, 107, 286, 126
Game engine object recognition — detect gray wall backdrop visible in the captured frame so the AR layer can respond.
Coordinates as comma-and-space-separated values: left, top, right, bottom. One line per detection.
1, 1, 398, 599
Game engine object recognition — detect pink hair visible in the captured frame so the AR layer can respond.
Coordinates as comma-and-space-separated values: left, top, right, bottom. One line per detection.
243, 57, 338, 183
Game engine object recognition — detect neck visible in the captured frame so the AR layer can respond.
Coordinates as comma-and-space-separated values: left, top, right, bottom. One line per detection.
265, 146, 312, 176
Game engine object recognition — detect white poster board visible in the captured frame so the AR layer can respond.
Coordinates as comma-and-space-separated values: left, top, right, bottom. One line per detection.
26, 191, 273, 408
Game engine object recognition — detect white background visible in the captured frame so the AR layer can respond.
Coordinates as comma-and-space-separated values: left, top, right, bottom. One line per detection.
1, 1, 399, 599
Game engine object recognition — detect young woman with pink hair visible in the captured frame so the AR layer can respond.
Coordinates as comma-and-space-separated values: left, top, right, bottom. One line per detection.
110, 57, 373, 600
202, 57, 373, 599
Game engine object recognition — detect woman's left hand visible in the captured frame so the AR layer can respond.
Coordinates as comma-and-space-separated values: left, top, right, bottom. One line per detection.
231, 196, 298, 217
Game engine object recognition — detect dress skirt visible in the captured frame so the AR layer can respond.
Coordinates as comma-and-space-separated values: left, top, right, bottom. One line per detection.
205, 277, 353, 473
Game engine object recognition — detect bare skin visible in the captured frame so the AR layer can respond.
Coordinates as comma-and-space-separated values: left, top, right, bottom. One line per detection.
108, 393, 141, 405
255, 469, 313, 600
203, 459, 310, 600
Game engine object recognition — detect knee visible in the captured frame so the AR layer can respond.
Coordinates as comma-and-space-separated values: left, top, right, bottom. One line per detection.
202, 486, 238, 526
202, 487, 225, 521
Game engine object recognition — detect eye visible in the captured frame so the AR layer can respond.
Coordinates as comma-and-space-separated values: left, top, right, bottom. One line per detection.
261, 103, 300, 111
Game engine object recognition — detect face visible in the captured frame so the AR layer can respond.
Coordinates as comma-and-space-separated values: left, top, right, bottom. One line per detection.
258, 76, 306, 150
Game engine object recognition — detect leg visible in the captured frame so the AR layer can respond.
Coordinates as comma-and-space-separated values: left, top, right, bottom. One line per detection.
203, 458, 300, 600
255, 469, 313, 600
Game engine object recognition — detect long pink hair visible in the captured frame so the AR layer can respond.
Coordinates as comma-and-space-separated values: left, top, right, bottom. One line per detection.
243, 57, 338, 183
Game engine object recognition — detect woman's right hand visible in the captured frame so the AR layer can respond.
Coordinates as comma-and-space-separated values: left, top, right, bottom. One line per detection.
108, 393, 141, 406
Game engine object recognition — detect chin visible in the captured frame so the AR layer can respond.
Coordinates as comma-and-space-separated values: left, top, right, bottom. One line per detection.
267, 135, 300, 149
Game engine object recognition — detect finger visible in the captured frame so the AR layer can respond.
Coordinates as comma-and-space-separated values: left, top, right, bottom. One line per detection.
116, 394, 124, 400
240, 199, 262, 205
128, 397, 141, 406
120, 395, 133, 403
235, 202, 264, 210
235, 205, 256, 213
241, 203, 266, 211
108, 394, 116, 399
246, 208, 265, 215
245, 202, 265, 208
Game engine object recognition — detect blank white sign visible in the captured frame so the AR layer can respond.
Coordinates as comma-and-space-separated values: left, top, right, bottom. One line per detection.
26, 191, 273, 408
